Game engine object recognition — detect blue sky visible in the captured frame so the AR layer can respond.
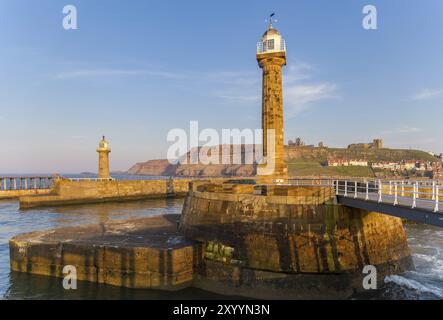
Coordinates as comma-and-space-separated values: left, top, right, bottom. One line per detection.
1, 0, 442, 173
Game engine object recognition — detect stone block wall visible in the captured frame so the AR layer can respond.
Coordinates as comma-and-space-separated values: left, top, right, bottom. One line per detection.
10, 215, 202, 290
19, 178, 229, 209
179, 184, 413, 298
0, 189, 52, 200
19, 179, 182, 208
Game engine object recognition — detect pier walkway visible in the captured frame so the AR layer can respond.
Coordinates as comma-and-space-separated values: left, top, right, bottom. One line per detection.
290, 179, 443, 227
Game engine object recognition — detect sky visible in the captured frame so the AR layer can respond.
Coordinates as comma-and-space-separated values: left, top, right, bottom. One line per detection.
0, 0, 442, 173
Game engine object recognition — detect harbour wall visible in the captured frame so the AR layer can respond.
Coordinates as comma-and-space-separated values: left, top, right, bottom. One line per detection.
10, 182, 415, 299
0, 189, 52, 200
179, 183, 414, 299
18, 178, 229, 209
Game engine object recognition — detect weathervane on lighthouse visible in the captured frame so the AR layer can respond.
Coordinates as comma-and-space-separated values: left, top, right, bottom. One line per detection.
268, 12, 276, 28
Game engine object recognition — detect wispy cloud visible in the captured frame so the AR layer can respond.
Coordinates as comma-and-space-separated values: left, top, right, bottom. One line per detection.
52, 61, 337, 114
210, 60, 338, 110
54, 68, 187, 80
212, 92, 260, 102
285, 83, 338, 117
381, 126, 423, 135
284, 61, 314, 83
283, 61, 338, 117
412, 88, 443, 101
208, 71, 260, 103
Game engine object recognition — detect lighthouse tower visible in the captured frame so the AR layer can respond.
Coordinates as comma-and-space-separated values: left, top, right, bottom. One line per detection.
256, 15, 288, 183
97, 136, 111, 179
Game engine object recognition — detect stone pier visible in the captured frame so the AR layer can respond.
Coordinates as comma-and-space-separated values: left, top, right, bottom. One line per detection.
179, 182, 414, 299
10, 215, 201, 290
18, 177, 230, 209
10, 181, 415, 299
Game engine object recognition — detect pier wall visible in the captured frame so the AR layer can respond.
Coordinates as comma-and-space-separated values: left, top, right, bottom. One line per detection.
10, 215, 201, 290
0, 189, 52, 200
10, 182, 415, 299
19, 178, 228, 209
179, 184, 414, 299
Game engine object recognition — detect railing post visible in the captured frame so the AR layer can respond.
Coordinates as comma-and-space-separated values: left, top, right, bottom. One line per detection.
354, 181, 358, 199
336, 180, 339, 195
344, 180, 348, 197
416, 182, 420, 199
394, 182, 398, 206
412, 182, 417, 209
378, 179, 382, 203
434, 185, 439, 213
13, 178, 17, 190
365, 181, 369, 200
432, 181, 436, 200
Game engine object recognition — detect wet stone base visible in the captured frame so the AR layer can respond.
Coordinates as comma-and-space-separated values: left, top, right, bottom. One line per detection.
178, 184, 415, 298
9, 211, 414, 299
193, 257, 414, 300
9, 214, 202, 291
9, 183, 415, 299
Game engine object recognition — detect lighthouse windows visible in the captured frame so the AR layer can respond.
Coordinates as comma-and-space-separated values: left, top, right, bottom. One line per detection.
262, 39, 275, 52
258, 37, 285, 54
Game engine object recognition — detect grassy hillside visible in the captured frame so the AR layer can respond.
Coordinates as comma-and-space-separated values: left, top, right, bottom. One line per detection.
323, 148, 435, 162
287, 160, 375, 177
285, 146, 436, 177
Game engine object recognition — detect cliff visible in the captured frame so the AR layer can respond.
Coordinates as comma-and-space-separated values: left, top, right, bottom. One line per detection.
127, 159, 177, 176
127, 145, 256, 177
127, 160, 254, 177
127, 145, 437, 178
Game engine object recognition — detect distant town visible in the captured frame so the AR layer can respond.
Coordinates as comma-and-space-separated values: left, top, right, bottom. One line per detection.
288, 138, 443, 179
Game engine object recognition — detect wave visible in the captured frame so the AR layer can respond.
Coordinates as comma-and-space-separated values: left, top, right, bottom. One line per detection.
385, 275, 443, 299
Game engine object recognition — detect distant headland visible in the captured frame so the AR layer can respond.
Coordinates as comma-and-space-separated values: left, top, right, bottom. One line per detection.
126, 140, 441, 179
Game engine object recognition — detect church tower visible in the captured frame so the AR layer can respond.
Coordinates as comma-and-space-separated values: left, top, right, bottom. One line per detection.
256, 15, 288, 183
97, 136, 111, 179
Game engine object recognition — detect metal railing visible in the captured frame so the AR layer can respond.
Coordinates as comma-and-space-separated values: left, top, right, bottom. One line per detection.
256, 39, 286, 54
288, 178, 442, 213
0, 176, 55, 191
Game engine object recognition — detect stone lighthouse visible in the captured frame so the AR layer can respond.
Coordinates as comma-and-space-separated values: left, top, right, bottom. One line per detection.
256, 14, 288, 183
97, 136, 111, 179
